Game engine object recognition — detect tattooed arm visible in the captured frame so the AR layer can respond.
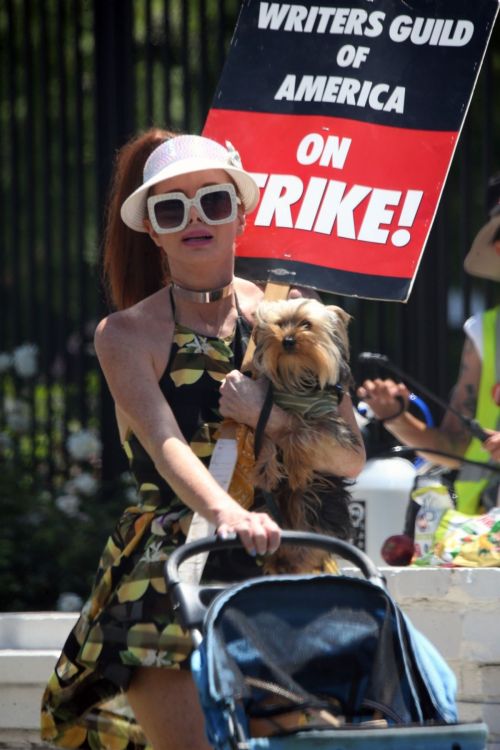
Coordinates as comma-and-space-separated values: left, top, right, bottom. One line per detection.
357, 335, 481, 468
438, 336, 481, 456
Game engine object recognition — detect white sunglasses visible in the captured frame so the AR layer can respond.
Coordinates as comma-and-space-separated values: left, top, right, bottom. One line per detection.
147, 183, 241, 234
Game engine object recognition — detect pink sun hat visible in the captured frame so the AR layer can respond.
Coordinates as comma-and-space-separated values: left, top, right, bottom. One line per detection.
120, 134, 260, 232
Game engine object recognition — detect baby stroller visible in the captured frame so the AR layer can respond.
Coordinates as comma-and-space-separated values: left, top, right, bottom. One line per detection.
166, 531, 488, 749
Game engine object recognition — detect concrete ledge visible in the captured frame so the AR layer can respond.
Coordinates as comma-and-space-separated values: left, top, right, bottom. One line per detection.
0, 652, 61, 684
0, 614, 78, 651
356, 566, 500, 745
0, 729, 53, 750
0, 613, 78, 739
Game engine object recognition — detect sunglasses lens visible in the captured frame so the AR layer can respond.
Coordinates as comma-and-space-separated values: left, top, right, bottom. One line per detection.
200, 189, 233, 222
153, 198, 185, 230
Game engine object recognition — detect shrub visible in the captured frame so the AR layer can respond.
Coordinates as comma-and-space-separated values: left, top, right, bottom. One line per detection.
0, 344, 135, 611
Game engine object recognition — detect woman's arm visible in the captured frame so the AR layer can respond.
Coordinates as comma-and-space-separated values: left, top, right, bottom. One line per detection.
94, 314, 280, 555
357, 336, 482, 467
332, 391, 366, 476
483, 431, 500, 462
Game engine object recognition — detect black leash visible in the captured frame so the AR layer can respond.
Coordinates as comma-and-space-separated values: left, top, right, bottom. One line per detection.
252, 379, 287, 526
254, 379, 274, 461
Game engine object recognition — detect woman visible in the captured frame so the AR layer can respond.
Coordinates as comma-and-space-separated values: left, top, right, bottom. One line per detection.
41, 129, 365, 750
357, 174, 500, 513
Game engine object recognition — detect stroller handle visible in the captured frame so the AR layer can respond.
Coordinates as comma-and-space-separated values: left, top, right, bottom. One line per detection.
166, 530, 384, 587
166, 533, 385, 632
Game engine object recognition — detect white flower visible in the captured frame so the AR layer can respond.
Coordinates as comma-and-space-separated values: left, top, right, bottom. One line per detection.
25, 511, 43, 526
0, 432, 12, 451
187, 335, 216, 355
13, 343, 38, 378
71, 472, 98, 496
67, 429, 102, 461
0, 353, 12, 373
4, 398, 31, 433
151, 516, 167, 537
225, 140, 243, 168
55, 494, 80, 517
140, 650, 167, 667
125, 486, 139, 503
140, 541, 166, 564
56, 592, 84, 612
120, 471, 135, 486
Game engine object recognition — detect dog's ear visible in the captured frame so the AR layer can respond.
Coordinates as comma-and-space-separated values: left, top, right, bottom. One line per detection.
251, 316, 265, 343
325, 305, 352, 329
325, 305, 352, 360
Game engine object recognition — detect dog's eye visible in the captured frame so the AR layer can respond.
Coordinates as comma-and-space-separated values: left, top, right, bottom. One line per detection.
299, 320, 312, 330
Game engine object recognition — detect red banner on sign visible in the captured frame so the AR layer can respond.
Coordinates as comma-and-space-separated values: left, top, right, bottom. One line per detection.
204, 109, 456, 279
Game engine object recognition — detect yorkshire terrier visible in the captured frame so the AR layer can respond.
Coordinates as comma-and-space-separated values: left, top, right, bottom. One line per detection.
250, 297, 359, 573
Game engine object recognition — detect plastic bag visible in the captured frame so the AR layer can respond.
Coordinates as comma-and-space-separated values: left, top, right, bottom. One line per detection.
412, 484, 455, 559
431, 507, 500, 567
404, 464, 455, 560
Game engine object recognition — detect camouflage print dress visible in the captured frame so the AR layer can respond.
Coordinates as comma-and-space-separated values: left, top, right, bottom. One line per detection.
40, 312, 253, 750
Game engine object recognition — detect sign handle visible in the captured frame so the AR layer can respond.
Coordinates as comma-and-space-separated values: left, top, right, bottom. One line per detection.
180, 280, 290, 582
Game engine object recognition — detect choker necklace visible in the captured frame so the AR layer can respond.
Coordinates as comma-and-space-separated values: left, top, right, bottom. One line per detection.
170, 281, 234, 303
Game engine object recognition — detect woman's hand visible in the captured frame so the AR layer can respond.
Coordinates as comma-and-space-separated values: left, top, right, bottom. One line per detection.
215, 505, 281, 556
357, 378, 411, 421
219, 370, 294, 442
483, 430, 500, 463
219, 370, 268, 428
287, 286, 321, 300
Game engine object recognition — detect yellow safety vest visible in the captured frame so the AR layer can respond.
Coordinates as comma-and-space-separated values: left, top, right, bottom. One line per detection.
454, 306, 500, 514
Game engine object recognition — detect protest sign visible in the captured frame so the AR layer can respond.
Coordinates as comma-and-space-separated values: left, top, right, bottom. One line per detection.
203, 0, 499, 301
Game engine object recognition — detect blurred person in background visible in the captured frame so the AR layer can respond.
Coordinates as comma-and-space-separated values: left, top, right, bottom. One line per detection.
357, 174, 500, 514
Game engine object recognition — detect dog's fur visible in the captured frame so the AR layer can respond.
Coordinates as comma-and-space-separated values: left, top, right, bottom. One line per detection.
250, 298, 359, 573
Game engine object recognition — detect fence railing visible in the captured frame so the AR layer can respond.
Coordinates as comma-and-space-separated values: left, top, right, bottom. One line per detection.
1, 0, 499, 490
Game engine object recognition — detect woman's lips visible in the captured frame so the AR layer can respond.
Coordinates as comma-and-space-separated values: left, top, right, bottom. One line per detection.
181, 228, 214, 246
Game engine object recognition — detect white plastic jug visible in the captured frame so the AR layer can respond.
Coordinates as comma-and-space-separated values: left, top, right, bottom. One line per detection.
348, 457, 417, 566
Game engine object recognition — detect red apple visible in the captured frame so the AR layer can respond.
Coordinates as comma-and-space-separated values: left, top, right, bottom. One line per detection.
380, 534, 415, 566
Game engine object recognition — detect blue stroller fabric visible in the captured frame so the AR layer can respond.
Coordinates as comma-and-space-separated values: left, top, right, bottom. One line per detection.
189, 573, 486, 750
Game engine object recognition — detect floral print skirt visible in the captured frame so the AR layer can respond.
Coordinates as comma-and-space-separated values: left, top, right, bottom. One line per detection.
40, 489, 339, 749
41, 500, 193, 750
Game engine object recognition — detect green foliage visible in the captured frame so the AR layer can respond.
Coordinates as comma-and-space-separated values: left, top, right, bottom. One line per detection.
0, 458, 132, 611
0, 344, 136, 612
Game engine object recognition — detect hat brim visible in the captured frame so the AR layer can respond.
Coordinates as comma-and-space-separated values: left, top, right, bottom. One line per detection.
120, 157, 260, 232
464, 215, 500, 282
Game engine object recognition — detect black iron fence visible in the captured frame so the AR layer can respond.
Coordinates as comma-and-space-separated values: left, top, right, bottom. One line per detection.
1, 0, 499, 491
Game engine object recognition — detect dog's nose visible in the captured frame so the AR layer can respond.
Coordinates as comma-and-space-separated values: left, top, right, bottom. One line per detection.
282, 336, 296, 351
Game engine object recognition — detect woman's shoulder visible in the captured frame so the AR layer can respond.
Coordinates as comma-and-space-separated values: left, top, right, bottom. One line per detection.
95, 288, 173, 357
234, 277, 264, 322
234, 276, 264, 301
463, 311, 484, 360
463, 305, 499, 332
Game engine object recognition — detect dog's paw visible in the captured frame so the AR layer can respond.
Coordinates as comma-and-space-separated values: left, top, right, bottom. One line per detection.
253, 459, 283, 491
253, 438, 283, 491
331, 417, 361, 450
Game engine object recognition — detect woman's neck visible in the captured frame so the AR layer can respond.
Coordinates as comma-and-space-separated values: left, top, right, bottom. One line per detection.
170, 284, 238, 338
170, 279, 233, 303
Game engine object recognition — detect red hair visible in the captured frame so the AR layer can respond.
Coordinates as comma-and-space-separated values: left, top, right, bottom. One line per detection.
102, 128, 177, 310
